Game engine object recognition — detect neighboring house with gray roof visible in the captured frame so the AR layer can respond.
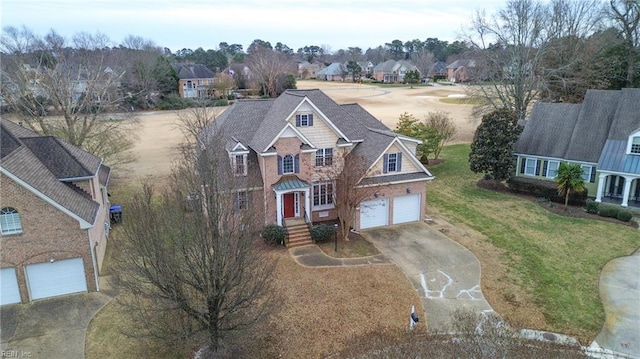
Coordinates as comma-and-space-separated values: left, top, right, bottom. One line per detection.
203, 89, 433, 245
0, 119, 111, 305
373, 60, 420, 83
172, 63, 216, 98
317, 63, 347, 81
513, 88, 640, 208
446, 59, 476, 83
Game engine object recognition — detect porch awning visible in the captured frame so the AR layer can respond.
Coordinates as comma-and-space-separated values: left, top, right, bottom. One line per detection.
272, 175, 310, 191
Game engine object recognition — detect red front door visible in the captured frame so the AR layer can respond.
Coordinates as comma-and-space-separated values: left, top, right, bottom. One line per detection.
283, 193, 295, 218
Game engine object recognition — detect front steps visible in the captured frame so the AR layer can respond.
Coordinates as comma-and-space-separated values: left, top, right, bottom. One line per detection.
285, 219, 314, 248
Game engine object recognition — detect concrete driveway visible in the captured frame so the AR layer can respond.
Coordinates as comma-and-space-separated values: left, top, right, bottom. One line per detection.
592, 249, 640, 358
361, 222, 495, 332
0, 292, 111, 359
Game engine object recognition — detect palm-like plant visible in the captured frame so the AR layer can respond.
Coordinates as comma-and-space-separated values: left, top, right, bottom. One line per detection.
556, 163, 585, 209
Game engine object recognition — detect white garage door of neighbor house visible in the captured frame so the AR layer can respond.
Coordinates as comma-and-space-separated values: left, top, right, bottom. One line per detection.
1, 267, 22, 306
393, 194, 421, 224
25, 258, 88, 301
360, 198, 389, 229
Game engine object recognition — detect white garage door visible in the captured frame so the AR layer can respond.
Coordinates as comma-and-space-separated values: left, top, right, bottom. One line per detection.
25, 258, 87, 300
1, 267, 21, 306
360, 198, 389, 229
393, 194, 421, 224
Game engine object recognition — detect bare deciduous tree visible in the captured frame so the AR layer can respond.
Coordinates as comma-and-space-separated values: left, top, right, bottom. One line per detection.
606, 0, 640, 86
0, 26, 139, 165
465, 0, 602, 119
317, 150, 378, 241
424, 111, 457, 161
114, 106, 276, 354
246, 46, 296, 97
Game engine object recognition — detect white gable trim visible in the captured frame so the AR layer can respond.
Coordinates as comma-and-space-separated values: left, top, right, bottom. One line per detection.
0, 167, 94, 229
626, 129, 640, 154
366, 137, 432, 177
232, 142, 248, 152
287, 97, 350, 142
262, 123, 315, 152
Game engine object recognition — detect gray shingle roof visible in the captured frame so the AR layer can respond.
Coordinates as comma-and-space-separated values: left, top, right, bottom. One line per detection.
172, 63, 215, 79
207, 89, 432, 182
516, 88, 640, 170
1, 119, 106, 224
514, 102, 582, 159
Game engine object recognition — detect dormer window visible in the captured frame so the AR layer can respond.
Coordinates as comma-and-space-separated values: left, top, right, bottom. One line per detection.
296, 114, 313, 127
233, 154, 247, 176
631, 136, 640, 154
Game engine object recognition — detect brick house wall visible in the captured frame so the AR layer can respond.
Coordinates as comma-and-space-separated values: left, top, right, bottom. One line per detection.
0, 175, 97, 302
353, 180, 427, 230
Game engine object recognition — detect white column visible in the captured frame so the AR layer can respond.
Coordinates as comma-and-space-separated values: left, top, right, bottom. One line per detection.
621, 177, 632, 207
305, 187, 311, 223
595, 174, 606, 203
276, 192, 283, 226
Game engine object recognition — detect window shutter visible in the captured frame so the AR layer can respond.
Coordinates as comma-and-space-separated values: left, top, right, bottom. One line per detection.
294, 154, 300, 173
295, 115, 301, 127
397, 152, 402, 172
277, 155, 283, 175
590, 166, 596, 183
542, 160, 548, 177
383, 154, 389, 173
309, 114, 313, 126
535, 160, 540, 176
520, 158, 525, 174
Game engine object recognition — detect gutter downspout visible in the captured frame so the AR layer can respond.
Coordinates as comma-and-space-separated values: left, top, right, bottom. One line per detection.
88, 230, 100, 292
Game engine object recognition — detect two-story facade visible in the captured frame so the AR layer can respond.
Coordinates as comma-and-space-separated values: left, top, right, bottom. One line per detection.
372, 60, 420, 83
204, 89, 434, 236
0, 120, 111, 305
513, 88, 640, 208
173, 63, 216, 98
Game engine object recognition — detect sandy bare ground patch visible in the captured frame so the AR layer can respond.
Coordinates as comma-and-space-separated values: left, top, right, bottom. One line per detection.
116, 81, 477, 185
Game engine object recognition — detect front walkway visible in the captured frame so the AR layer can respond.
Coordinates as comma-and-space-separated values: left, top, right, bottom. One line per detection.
288, 245, 391, 267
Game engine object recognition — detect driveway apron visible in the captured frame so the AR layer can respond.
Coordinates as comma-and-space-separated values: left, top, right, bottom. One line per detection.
361, 222, 495, 332
592, 250, 640, 358
0, 292, 111, 359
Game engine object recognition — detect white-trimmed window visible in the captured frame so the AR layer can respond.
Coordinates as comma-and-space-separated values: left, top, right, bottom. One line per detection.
546, 160, 559, 178
233, 154, 247, 176
282, 155, 294, 174
295, 114, 313, 127
235, 191, 247, 210
384, 153, 402, 173
581, 165, 594, 183
524, 158, 537, 176
0, 207, 23, 235
313, 182, 334, 208
315, 148, 333, 167
631, 136, 640, 154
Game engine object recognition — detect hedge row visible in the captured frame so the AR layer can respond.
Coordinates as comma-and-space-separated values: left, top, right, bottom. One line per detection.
506, 176, 588, 206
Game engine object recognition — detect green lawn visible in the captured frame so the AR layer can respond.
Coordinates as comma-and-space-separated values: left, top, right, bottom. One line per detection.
427, 144, 639, 340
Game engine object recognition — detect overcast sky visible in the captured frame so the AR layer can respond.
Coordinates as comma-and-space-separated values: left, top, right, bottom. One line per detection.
2, 0, 506, 53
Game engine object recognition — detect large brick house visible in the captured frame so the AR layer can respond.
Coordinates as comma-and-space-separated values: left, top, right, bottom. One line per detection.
204, 89, 434, 245
0, 120, 111, 305
173, 63, 216, 98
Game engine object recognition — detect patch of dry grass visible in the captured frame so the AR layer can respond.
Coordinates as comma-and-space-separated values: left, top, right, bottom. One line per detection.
317, 232, 380, 258
86, 240, 422, 359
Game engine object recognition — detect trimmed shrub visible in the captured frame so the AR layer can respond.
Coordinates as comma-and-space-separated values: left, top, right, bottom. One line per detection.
262, 224, 287, 246
157, 93, 193, 110
310, 223, 335, 242
598, 205, 620, 218
585, 200, 599, 214
506, 176, 588, 206
617, 210, 633, 222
